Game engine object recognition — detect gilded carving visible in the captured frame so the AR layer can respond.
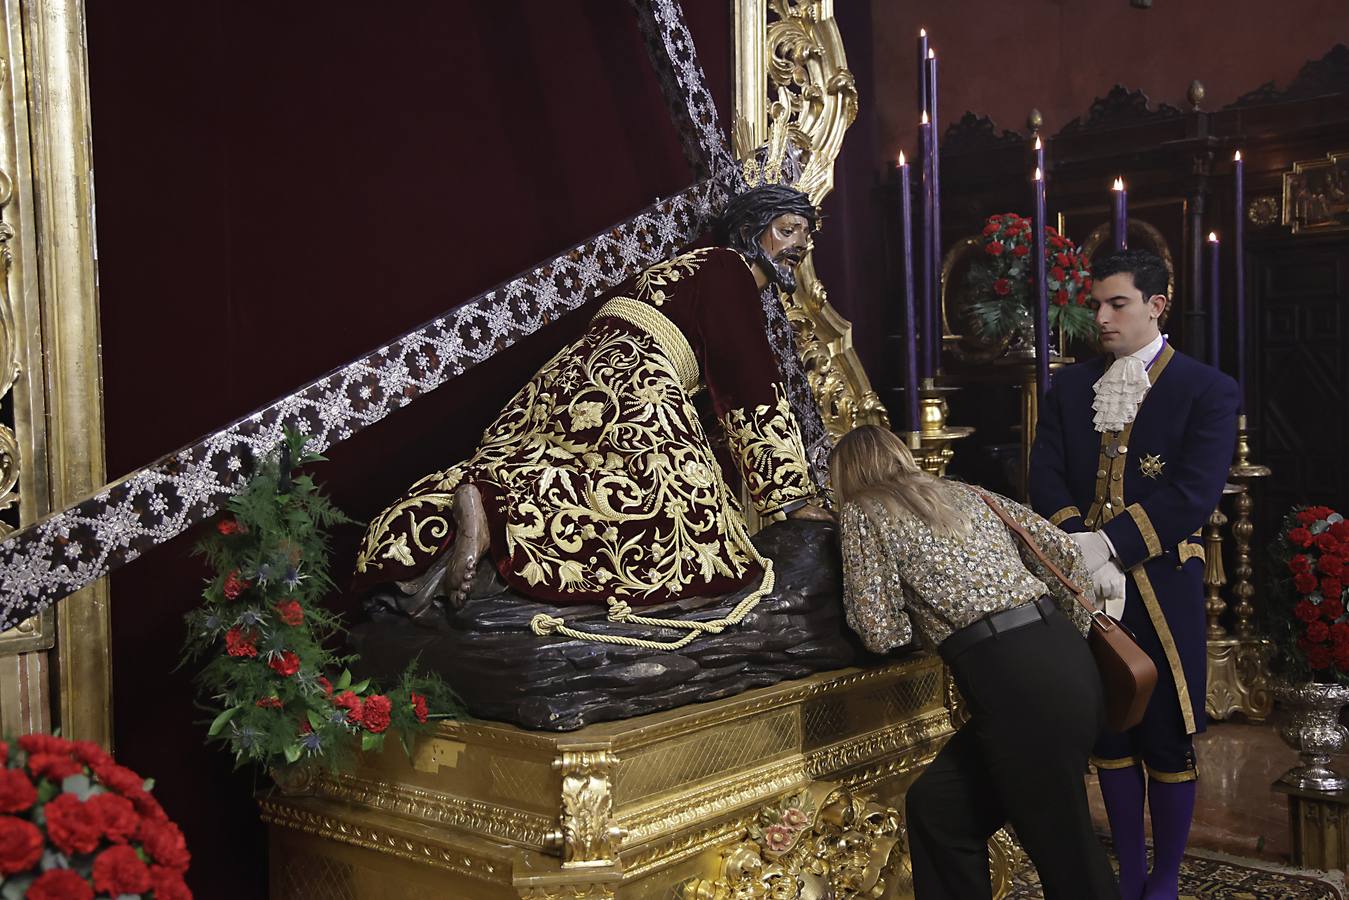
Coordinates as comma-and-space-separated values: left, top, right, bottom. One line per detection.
549, 751, 625, 868
680, 782, 902, 899
1283, 150, 1349, 235
518, 887, 616, 900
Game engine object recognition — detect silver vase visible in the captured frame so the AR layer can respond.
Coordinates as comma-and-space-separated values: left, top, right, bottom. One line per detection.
1274, 681, 1349, 791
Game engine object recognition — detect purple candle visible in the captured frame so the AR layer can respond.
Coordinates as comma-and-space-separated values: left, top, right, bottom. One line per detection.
919, 114, 935, 379
898, 152, 920, 435
1112, 177, 1128, 252
1234, 150, 1247, 412
1207, 232, 1221, 368
917, 29, 929, 117
1033, 158, 1050, 399
927, 48, 942, 375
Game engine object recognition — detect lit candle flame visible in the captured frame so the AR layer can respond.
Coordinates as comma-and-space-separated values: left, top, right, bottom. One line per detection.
921, 111, 929, 125
898, 150, 906, 166
920, 27, 927, 37
1035, 136, 1042, 151
1035, 167, 1043, 182
1113, 177, 1125, 191
1208, 231, 1219, 242
1234, 150, 1242, 162
928, 49, 936, 59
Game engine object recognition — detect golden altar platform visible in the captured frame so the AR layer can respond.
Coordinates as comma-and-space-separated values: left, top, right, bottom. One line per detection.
258, 654, 1006, 899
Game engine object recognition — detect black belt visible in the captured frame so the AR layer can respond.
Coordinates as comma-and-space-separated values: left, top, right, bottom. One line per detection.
939, 596, 1057, 663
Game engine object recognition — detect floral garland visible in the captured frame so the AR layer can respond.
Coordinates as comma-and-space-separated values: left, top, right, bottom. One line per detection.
0, 733, 190, 899
1268, 505, 1349, 679
181, 431, 455, 774
964, 212, 1098, 345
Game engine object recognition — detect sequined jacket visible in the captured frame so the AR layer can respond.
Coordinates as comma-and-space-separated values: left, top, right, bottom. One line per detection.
838, 482, 1094, 654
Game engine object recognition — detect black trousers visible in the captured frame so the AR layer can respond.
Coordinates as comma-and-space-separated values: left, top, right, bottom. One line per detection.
907, 606, 1119, 899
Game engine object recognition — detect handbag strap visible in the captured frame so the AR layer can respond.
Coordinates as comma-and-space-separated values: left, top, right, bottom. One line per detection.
978, 491, 1098, 619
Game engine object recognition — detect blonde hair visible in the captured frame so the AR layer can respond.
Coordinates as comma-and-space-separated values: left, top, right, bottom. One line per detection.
830, 425, 970, 537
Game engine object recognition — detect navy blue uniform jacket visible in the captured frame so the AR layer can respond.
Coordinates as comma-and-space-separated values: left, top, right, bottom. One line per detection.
1029, 344, 1238, 735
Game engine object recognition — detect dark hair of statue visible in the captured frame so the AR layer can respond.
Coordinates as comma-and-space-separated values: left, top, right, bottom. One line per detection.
714, 184, 817, 253
1092, 249, 1169, 301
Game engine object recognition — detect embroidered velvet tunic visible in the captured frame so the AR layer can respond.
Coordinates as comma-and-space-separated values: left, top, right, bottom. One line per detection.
354, 247, 816, 607
838, 483, 1094, 654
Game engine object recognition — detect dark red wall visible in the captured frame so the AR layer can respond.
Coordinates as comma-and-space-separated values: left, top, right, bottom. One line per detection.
872, 0, 1349, 159
86, 5, 730, 897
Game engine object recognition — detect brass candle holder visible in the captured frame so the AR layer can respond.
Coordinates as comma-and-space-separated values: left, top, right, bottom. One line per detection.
901, 378, 974, 478
1205, 414, 1275, 723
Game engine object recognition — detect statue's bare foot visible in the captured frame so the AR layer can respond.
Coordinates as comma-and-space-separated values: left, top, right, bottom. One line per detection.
447, 483, 490, 609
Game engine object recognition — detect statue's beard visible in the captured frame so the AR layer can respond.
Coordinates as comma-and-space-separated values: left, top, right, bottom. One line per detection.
751, 244, 803, 295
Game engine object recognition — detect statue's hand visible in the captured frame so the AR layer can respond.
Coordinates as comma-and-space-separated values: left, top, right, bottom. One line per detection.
787, 503, 835, 523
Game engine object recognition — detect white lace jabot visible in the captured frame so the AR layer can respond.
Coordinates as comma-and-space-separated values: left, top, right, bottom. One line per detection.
1092, 333, 1164, 433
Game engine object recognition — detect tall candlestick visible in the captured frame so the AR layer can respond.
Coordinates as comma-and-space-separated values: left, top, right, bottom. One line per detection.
1112, 177, 1128, 252
898, 152, 920, 436
1208, 232, 1221, 369
917, 28, 929, 118
919, 113, 934, 379
927, 48, 942, 376
1033, 161, 1050, 399
1234, 150, 1247, 412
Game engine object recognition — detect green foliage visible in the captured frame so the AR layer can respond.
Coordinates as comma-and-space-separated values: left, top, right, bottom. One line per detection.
182, 428, 459, 775
963, 212, 1099, 346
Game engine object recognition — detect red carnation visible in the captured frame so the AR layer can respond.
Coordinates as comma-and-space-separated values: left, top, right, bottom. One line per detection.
984, 241, 1004, 256
982, 221, 1000, 236
1055, 252, 1070, 267
1290, 554, 1312, 575
318, 676, 334, 697
70, 740, 110, 770
27, 869, 94, 900
138, 818, 191, 871
1011, 244, 1030, 257
0, 767, 36, 813
221, 569, 250, 600
1050, 265, 1066, 282
1298, 509, 1323, 526
149, 865, 192, 900
0, 814, 43, 874
93, 845, 152, 896
28, 751, 84, 783
1320, 555, 1345, 577
268, 651, 301, 678
256, 696, 284, 709
1311, 506, 1336, 519
993, 277, 1012, 296
1295, 573, 1320, 595
275, 599, 304, 627
1295, 600, 1320, 623
0, 740, 8, 766
225, 626, 258, 658
1332, 623, 1349, 645
1331, 521, 1349, 542
92, 761, 145, 797
1053, 288, 1069, 306
1308, 620, 1331, 643
1083, 277, 1093, 292
362, 694, 393, 734
216, 518, 242, 535
18, 733, 65, 755
1289, 527, 1314, 548
89, 792, 140, 844
1316, 533, 1342, 554
44, 793, 102, 856
1324, 581, 1345, 605
411, 692, 429, 724
1309, 643, 1334, 670
335, 691, 363, 726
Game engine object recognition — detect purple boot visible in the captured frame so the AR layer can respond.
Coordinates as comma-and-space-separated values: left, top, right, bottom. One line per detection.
1097, 764, 1147, 900
1144, 777, 1197, 899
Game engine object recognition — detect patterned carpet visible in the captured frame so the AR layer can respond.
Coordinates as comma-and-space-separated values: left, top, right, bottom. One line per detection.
1004, 845, 1345, 898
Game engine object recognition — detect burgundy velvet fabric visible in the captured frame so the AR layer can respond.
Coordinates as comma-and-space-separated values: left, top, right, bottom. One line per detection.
85, 5, 730, 897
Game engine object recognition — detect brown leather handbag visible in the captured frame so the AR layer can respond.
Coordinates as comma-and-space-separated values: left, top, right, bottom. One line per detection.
980, 493, 1158, 733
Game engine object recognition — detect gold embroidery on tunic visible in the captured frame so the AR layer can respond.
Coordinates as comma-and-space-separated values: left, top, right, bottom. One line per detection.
720, 384, 815, 516
635, 247, 712, 307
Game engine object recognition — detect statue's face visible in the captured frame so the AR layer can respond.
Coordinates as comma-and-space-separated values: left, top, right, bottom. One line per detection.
751, 212, 812, 294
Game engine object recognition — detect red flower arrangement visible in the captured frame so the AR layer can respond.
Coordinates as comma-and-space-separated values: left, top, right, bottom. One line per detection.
0, 733, 191, 898
965, 212, 1098, 345
1270, 505, 1349, 678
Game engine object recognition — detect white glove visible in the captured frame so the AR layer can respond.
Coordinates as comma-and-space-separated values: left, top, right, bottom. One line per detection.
1092, 561, 1127, 619
1069, 531, 1113, 573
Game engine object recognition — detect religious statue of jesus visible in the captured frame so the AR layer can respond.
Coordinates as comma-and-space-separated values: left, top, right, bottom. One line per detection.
353, 179, 830, 647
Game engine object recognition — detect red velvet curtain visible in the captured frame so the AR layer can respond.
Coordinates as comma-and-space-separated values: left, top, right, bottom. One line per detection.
86, 4, 730, 895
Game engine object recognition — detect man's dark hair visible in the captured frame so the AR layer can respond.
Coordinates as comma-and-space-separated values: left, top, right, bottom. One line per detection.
714, 184, 817, 253
1092, 249, 1169, 301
